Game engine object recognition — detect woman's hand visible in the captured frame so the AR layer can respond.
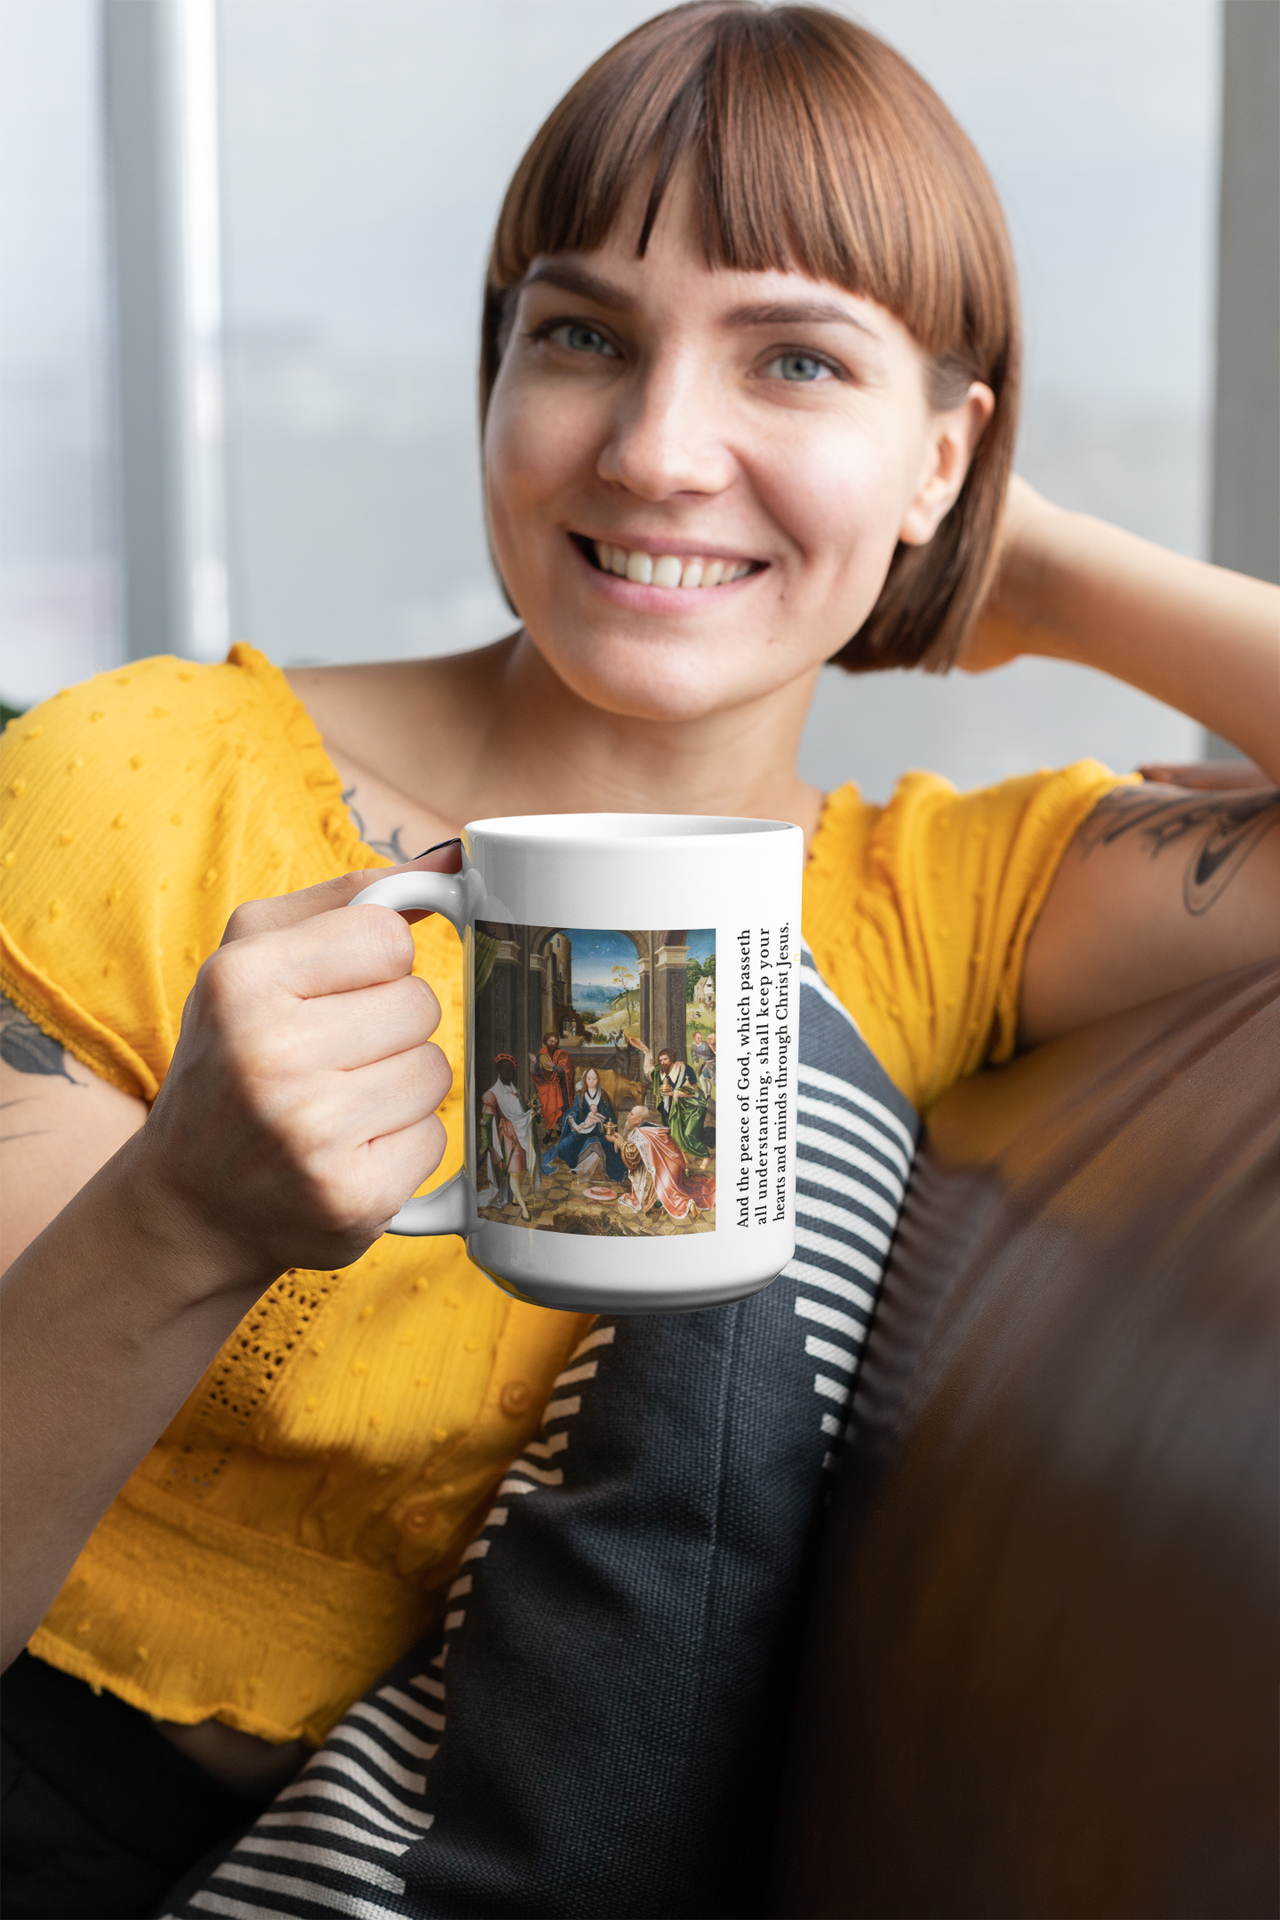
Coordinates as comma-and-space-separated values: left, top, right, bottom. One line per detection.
138, 861, 453, 1294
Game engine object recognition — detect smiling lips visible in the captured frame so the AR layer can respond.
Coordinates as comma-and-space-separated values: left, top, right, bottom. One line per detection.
590, 539, 755, 589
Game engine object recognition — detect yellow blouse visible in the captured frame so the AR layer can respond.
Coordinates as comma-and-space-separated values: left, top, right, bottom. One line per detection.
0, 646, 1123, 1744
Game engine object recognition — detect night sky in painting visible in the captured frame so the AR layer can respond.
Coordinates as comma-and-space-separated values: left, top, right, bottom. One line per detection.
564, 928, 714, 1003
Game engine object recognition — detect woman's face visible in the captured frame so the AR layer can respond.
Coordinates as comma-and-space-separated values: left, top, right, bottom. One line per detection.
484, 169, 991, 723
585, 1069, 599, 1093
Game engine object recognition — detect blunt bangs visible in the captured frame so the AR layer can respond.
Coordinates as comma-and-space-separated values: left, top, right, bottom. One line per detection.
481, 2, 1021, 673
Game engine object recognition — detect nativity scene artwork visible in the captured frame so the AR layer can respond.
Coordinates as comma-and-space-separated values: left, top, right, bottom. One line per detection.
473, 923, 717, 1236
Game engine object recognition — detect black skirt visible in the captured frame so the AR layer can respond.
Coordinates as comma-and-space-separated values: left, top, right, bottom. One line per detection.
1, 1651, 277, 1919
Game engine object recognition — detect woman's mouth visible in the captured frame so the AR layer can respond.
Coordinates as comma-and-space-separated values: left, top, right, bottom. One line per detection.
573, 534, 759, 589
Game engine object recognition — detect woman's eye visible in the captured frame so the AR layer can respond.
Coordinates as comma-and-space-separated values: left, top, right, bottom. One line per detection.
548, 323, 619, 358
763, 352, 836, 383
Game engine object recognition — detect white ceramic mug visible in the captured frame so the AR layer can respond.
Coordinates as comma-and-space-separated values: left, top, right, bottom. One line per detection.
349, 814, 802, 1312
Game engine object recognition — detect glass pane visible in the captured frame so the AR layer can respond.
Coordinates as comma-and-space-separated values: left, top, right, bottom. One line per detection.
218, 0, 669, 669
806, 0, 1217, 794
214, 1, 1217, 787
0, 0, 120, 713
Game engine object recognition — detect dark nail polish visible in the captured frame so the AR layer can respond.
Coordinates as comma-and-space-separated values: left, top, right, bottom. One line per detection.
413, 837, 462, 858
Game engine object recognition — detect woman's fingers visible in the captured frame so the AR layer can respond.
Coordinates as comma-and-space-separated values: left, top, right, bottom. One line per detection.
284, 973, 445, 1074
220, 869, 389, 945
219, 841, 463, 946
256, 1054, 450, 1239
1135, 759, 1270, 791
360, 1115, 450, 1228
328, 1044, 454, 1155
206, 897, 420, 1011
140, 845, 464, 1282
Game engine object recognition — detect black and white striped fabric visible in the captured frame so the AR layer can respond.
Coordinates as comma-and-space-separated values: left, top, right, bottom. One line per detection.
166, 944, 918, 1920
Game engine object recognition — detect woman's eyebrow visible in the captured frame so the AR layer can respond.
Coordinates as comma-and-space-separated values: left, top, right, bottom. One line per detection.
520, 262, 633, 309
726, 298, 880, 338
519, 268, 879, 341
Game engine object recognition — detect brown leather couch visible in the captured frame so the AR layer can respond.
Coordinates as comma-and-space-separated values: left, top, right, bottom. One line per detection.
772, 958, 1279, 1920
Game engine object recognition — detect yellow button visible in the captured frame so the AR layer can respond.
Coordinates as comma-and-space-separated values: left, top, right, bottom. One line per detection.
500, 1380, 534, 1417
399, 1499, 435, 1535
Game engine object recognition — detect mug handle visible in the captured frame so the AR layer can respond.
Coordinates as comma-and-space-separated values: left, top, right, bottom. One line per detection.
348, 868, 477, 1238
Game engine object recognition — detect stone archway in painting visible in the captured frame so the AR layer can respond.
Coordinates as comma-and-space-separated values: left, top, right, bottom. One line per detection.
475, 922, 694, 1110
524, 926, 688, 1056
472, 920, 521, 1099
650, 931, 690, 1064
475, 924, 606, 1106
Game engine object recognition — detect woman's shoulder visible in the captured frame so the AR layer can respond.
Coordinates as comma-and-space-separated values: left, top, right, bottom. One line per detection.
808, 761, 1124, 886
0, 646, 375, 1099
5, 642, 295, 740
803, 761, 1128, 1111
1, 643, 355, 847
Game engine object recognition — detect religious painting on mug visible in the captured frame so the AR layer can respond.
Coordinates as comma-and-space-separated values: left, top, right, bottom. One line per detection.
473, 924, 716, 1235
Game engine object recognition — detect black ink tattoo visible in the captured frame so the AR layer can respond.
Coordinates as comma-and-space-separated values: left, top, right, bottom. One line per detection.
0, 994, 83, 1083
342, 786, 412, 863
1077, 786, 1280, 916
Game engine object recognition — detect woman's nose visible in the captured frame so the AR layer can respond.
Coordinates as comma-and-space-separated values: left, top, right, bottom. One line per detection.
596, 359, 735, 501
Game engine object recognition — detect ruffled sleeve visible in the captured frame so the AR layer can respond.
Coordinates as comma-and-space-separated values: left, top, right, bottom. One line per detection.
0, 644, 376, 1100
803, 761, 1135, 1110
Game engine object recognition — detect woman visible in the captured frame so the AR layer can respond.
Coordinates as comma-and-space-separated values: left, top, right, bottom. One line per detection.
547, 1067, 627, 1183
1, 5, 1276, 1912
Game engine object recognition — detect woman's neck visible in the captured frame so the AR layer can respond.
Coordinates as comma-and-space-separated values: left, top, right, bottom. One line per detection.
291, 631, 827, 849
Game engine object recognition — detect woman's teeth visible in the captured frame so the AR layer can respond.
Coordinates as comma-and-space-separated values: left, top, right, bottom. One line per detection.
592, 541, 752, 588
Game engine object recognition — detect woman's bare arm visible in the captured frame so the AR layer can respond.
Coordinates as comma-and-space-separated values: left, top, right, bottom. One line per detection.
0, 1097, 285, 1671
962, 480, 1280, 1045
1019, 781, 1280, 1044
0, 1002, 147, 1268
0, 858, 453, 1669
965, 477, 1280, 784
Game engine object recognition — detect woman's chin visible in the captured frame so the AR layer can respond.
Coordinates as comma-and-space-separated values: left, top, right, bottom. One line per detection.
564, 662, 741, 725
530, 629, 795, 727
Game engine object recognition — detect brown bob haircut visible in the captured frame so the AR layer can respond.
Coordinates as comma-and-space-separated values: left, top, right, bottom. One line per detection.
480, 1, 1020, 673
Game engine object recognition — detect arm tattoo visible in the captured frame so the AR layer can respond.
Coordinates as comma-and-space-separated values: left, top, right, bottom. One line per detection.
0, 994, 82, 1084
1077, 785, 1280, 916
342, 786, 411, 863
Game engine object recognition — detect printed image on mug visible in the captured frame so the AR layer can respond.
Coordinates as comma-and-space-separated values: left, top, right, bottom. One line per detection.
349, 813, 802, 1311
474, 924, 717, 1237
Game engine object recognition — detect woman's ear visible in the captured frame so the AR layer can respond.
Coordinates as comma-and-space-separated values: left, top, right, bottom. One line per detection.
899, 382, 996, 546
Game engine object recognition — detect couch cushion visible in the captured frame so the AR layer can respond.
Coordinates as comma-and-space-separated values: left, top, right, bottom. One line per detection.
161, 945, 920, 1920
772, 960, 1279, 1919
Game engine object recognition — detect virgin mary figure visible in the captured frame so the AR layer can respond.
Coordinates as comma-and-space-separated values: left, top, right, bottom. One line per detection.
546, 1067, 627, 1184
